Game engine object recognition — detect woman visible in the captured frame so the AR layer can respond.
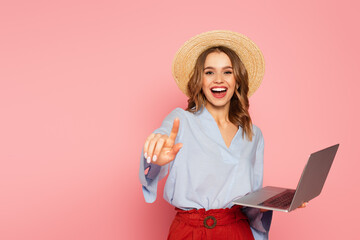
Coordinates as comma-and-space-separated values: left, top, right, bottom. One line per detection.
139, 30, 272, 240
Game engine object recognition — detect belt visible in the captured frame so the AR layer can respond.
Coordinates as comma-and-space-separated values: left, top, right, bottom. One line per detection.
174, 205, 248, 229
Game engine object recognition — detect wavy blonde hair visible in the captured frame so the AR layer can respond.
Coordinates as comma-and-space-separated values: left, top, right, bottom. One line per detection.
186, 46, 253, 141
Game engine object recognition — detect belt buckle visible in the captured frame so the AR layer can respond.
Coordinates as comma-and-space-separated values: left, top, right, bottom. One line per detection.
203, 215, 217, 229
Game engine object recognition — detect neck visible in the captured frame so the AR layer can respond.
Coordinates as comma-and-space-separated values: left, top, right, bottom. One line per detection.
205, 103, 231, 126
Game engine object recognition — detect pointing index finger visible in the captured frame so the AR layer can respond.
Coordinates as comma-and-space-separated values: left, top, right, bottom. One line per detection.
169, 118, 180, 142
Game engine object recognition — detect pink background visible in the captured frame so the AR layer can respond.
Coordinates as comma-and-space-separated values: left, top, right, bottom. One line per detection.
1, 0, 359, 239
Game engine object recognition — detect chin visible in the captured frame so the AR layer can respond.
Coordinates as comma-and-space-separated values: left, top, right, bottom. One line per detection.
207, 100, 231, 109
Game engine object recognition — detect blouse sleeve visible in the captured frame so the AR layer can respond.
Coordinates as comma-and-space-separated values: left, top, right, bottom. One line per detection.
243, 128, 273, 240
138, 108, 183, 203
243, 208, 272, 239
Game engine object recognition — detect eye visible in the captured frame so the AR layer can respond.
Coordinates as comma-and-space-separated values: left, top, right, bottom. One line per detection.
205, 71, 214, 75
224, 71, 233, 75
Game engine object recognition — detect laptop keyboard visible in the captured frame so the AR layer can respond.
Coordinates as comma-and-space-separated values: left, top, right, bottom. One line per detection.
260, 189, 296, 209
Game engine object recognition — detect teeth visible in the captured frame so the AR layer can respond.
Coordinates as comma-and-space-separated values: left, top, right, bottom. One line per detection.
211, 88, 227, 92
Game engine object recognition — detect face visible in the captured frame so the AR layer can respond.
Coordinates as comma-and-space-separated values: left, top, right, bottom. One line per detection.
202, 51, 236, 110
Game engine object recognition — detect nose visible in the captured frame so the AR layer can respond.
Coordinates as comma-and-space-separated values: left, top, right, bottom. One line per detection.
214, 73, 224, 83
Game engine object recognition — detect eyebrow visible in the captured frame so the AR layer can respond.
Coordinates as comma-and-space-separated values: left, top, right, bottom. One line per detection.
204, 66, 233, 70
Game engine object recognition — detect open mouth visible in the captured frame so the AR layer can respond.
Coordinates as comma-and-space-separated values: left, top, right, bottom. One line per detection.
211, 87, 227, 93
210, 87, 228, 98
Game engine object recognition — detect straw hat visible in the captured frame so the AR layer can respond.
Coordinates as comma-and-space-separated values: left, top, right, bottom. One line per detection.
172, 30, 265, 97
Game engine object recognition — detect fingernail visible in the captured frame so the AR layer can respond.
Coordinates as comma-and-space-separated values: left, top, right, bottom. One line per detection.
144, 152, 148, 159
152, 155, 157, 162
146, 157, 151, 164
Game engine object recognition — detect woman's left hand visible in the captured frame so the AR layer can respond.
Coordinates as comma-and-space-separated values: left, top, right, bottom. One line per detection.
298, 202, 308, 208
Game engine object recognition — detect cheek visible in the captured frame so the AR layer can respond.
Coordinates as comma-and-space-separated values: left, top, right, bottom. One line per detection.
226, 76, 236, 87
202, 77, 210, 89
228, 79, 237, 95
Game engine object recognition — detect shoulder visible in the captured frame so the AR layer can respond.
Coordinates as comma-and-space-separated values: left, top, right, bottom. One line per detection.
252, 124, 262, 136
166, 107, 194, 121
159, 108, 194, 130
170, 107, 187, 115
252, 124, 264, 142
158, 108, 194, 136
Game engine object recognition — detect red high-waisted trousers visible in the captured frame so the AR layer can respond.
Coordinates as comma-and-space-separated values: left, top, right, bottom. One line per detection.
167, 205, 254, 240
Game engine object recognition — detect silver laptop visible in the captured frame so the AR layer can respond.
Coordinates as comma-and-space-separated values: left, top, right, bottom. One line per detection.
233, 144, 339, 212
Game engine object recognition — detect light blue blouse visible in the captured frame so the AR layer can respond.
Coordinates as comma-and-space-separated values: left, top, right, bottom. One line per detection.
139, 107, 272, 239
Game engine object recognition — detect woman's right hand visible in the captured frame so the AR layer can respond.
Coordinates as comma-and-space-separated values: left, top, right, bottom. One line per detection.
143, 118, 183, 166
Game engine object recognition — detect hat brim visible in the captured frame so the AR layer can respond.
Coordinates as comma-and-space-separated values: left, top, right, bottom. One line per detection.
172, 30, 265, 97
